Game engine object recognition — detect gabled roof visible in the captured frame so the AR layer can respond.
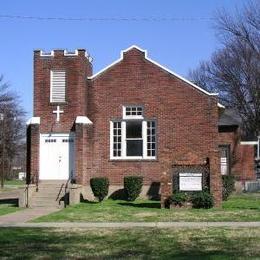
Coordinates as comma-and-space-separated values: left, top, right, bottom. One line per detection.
88, 45, 224, 108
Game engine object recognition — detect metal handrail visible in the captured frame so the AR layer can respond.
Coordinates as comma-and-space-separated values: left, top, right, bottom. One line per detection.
25, 184, 29, 208
56, 178, 71, 203
56, 183, 65, 202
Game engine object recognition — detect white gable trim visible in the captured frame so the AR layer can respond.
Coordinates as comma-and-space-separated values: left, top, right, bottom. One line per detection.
218, 103, 225, 108
88, 45, 224, 106
75, 116, 93, 125
240, 141, 258, 145
26, 117, 40, 125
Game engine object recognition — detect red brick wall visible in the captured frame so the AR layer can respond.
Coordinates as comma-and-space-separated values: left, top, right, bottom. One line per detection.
26, 124, 40, 184
234, 145, 255, 181
30, 47, 222, 204
33, 50, 92, 133
88, 48, 220, 187
218, 128, 255, 180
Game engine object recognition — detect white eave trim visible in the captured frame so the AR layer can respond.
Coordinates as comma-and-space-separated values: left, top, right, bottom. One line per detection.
26, 117, 40, 125
88, 45, 222, 101
217, 103, 225, 108
75, 116, 93, 125
240, 141, 258, 145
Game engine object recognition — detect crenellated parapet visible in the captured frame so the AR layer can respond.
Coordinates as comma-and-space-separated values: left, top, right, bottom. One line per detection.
34, 49, 93, 62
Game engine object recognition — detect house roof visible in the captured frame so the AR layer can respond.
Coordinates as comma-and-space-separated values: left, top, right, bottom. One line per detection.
218, 108, 241, 127
88, 45, 224, 108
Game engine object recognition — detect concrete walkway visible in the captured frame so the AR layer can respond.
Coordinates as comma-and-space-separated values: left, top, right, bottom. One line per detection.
1, 221, 260, 228
0, 208, 60, 224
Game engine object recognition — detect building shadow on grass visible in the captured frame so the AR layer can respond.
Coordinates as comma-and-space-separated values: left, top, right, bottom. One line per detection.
79, 194, 98, 204
118, 202, 161, 209
109, 189, 126, 200
147, 182, 161, 201
0, 198, 18, 206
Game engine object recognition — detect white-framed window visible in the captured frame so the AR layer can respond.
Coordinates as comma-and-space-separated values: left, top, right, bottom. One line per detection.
147, 121, 156, 157
123, 105, 143, 119
110, 106, 156, 160
112, 121, 122, 157
50, 70, 66, 103
126, 120, 143, 156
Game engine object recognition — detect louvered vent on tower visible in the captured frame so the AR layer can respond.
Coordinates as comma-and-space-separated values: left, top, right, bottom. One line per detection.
50, 70, 66, 102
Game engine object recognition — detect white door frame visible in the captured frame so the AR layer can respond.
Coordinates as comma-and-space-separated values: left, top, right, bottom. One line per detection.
39, 133, 75, 180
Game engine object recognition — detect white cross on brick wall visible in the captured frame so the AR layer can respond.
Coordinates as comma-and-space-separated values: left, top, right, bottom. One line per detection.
53, 106, 64, 122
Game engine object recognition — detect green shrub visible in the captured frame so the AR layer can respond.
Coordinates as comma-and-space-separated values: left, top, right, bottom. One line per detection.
169, 192, 188, 207
191, 191, 214, 209
124, 176, 143, 201
222, 175, 235, 201
90, 177, 109, 202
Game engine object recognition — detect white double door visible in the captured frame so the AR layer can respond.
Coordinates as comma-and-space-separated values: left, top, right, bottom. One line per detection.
40, 133, 75, 180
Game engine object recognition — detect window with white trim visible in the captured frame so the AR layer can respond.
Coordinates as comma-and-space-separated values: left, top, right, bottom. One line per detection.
50, 70, 66, 103
110, 106, 156, 160
123, 105, 143, 119
147, 121, 156, 156
112, 121, 122, 157
126, 121, 143, 156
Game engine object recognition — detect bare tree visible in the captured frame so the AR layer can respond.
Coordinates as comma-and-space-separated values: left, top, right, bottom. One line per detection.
0, 75, 26, 187
189, 1, 260, 136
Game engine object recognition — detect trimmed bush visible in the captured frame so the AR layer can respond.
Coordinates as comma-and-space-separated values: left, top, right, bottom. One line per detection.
169, 192, 188, 207
191, 191, 214, 209
90, 177, 109, 202
124, 176, 143, 201
222, 175, 235, 201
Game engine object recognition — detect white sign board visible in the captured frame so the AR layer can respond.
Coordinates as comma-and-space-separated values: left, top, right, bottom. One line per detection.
179, 173, 202, 191
18, 172, 26, 180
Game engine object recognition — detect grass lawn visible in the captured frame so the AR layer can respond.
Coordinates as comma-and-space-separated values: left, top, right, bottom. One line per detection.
0, 179, 25, 192
0, 227, 259, 259
33, 193, 260, 222
0, 203, 20, 216
4, 179, 25, 186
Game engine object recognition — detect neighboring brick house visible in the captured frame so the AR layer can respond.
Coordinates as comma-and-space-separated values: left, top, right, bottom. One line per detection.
218, 109, 257, 183
26, 45, 256, 207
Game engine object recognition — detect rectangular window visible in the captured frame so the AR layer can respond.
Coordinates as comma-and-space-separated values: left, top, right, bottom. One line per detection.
123, 106, 143, 119
147, 121, 156, 157
112, 122, 122, 157
110, 119, 156, 160
126, 121, 143, 156
50, 70, 66, 103
219, 145, 230, 175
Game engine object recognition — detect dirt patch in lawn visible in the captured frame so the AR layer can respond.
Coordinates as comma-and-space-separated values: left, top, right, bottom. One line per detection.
134, 212, 157, 218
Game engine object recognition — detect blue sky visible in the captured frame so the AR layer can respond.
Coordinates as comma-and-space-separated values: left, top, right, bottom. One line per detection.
0, 0, 247, 118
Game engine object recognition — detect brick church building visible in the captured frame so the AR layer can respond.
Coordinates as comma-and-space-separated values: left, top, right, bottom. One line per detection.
26, 45, 256, 207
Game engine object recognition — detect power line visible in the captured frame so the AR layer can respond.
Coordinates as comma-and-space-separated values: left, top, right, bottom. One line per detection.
0, 14, 214, 22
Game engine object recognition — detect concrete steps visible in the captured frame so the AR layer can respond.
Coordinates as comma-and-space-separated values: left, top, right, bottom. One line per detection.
30, 180, 68, 209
